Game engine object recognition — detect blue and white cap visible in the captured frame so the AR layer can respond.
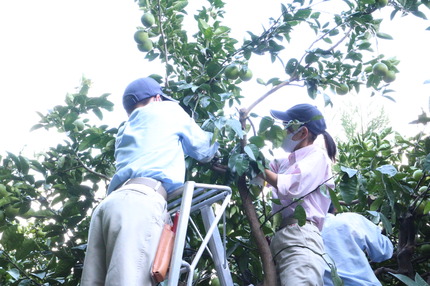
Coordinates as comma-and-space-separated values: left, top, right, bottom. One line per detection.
122, 77, 178, 112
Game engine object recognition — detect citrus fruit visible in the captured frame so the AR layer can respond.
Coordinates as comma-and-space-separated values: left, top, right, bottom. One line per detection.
419, 244, 430, 256
210, 277, 220, 286
335, 83, 349, 95
285, 58, 299, 75
137, 40, 153, 52
73, 120, 85, 131
141, 13, 155, 27
383, 70, 396, 83
239, 68, 253, 81
413, 170, 424, 180
4, 205, 19, 218
206, 62, 222, 78
224, 64, 239, 80
134, 30, 149, 44
376, 0, 388, 7
372, 63, 388, 76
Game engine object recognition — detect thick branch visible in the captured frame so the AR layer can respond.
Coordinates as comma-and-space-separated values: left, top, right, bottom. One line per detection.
237, 175, 277, 286
242, 80, 291, 119
156, 0, 170, 86
238, 107, 277, 286
75, 155, 111, 181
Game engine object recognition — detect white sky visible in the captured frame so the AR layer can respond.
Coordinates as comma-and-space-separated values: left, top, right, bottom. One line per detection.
0, 0, 429, 156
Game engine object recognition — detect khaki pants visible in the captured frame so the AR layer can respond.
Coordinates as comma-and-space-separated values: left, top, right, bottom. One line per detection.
270, 222, 325, 286
81, 184, 168, 286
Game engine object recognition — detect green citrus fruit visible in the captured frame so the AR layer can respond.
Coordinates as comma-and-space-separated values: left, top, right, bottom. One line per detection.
36, 229, 47, 238
413, 170, 424, 180
210, 277, 220, 286
4, 205, 19, 218
422, 224, 430, 237
137, 40, 153, 52
239, 69, 253, 81
419, 186, 428, 193
419, 244, 430, 256
224, 64, 239, 80
383, 70, 396, 83
285, 58, 299, 75
134, 30, 149, 44
73, 120, 84, 131
372, 63, 388, 76
206, 62, 222, 78
141, 13, 155, 27
376, 0, 388, 7
335, 83, 349, 95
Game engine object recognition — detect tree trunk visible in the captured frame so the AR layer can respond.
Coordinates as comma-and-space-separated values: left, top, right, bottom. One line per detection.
396, 212, 415, 277
238, 108, 277, 286
237, 175, 277, 286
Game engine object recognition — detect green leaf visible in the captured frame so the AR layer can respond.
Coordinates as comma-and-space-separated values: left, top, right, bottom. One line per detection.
226, 118, 244, 139
0, 225, 24, 251
228, 154, 249, 176
414, 273, 429, 286
339, 173, 357, 204
390, 273, 417, 285
93, 107, 103, 120
294, 8, 312, 19
15, 239, 37, 260
248, 136, 265, 148
340, 166, 358, 178
423, 154, 430, 173
268, 125, 286, 149
293, 204, 306, 226
376, 165, 397, 177
244, 145, 257, 161
329, 188, 342, 212
258, 116, 274, 133
376, 32, 393, 40
379, 212, 393, 235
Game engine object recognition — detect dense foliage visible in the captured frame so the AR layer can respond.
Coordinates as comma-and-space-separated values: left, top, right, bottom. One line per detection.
1, 0, 430, 285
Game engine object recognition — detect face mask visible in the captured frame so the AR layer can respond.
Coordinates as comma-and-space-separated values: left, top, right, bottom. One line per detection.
281, 127, 303, 153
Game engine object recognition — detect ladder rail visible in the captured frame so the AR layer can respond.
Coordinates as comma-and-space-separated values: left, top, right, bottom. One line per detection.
166, 181, 233, 286
185, 191, 232, 286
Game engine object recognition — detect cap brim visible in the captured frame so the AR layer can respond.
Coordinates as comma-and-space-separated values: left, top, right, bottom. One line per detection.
160, 93, 179, 103
270, 109, 291, 121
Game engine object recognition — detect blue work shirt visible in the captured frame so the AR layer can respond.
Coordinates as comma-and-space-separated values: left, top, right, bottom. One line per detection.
322, 212, 393, 286
107, 101, 219, 194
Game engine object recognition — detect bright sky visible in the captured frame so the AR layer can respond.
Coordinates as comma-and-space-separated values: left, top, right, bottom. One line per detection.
0, 0, 429, 156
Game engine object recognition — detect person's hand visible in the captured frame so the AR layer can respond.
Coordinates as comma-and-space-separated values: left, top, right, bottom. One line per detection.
210, 151, 228, 173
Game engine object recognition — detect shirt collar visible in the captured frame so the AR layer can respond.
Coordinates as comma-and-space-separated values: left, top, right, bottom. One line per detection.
289, 144, 317, 161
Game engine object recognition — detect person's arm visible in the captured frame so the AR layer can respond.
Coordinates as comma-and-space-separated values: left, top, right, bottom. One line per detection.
263, 169, 278, 189
360, 216, 394, 262
178, 110, 219, 162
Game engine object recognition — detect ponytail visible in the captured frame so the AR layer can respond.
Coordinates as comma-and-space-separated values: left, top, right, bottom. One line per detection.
323, 131, 337, 162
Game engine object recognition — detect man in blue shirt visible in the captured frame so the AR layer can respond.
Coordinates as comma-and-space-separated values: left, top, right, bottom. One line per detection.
81, 77, 219, 286
322, 209, 394, 286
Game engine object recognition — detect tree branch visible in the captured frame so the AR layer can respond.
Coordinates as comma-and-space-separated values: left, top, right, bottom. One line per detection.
157, 0, 170, 86
0, 248, 42, 286
75, 154, 111, 181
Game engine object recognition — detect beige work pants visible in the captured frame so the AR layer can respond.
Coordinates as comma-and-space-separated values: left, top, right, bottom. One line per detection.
270, 222, 325, 286
80, 184, 168, 286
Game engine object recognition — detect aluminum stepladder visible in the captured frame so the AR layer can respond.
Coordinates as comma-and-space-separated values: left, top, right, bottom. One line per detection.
165, 181, 233, 286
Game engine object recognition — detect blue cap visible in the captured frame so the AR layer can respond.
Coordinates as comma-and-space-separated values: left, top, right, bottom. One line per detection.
270, 103, 327, 135
122, 77, 177, 112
